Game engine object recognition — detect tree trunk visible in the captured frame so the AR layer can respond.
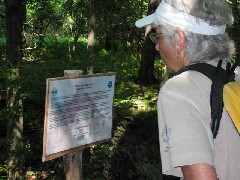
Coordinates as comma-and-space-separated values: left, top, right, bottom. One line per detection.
138, 0, 160, 85
87, 0, 96, 74
4, 0, 26, 179
64, 151, 83, 180
71, 0, 85, 54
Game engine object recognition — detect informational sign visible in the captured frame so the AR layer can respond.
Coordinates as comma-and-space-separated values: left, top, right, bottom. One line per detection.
42, 73, 116, 162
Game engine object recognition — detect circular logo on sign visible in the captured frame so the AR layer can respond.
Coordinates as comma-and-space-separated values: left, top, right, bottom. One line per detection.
108, 81, 112, 88
52, 87, 57, 96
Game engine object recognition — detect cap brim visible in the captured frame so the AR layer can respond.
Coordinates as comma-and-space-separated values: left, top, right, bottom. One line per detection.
135, 14, 155, 28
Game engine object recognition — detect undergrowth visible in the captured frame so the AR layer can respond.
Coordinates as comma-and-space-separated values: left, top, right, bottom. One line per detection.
0, 37, 165, 179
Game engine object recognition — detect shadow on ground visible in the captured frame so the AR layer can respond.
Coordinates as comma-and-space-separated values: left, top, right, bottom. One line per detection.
82, 110, 180, 180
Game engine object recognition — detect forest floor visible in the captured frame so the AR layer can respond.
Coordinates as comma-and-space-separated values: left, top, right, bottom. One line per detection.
80, 84, 179, 180
0, 40, 180, 179
75, 82, 162, 179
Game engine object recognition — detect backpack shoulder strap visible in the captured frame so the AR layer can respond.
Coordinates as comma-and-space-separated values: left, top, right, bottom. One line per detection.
177, 63, 216, 81
177, 60, 231, 138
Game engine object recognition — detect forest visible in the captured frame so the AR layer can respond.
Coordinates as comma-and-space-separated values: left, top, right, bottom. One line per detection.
0, 0, 239, 179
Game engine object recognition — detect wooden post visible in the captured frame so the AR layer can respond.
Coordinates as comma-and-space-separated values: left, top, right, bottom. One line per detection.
63, 151, 82, 180
63, 70, 83, 180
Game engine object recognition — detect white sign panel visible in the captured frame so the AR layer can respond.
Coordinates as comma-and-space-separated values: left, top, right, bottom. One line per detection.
43, 73, 115, 161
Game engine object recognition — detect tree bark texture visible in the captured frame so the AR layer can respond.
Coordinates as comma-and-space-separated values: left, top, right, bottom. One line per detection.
87, 0, 96, 73
64, 151, 83, 180
138, 0, 160, 85
4, 0, 26, 179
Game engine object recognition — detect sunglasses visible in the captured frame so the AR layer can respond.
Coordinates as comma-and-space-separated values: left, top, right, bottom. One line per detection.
149, 32, 162, 43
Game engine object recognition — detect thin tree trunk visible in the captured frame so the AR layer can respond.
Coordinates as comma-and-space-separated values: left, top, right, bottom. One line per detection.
71, 0, 85, 55
138, 0, 160, 85
87, 0, 96, 74
4, 0, 26, 179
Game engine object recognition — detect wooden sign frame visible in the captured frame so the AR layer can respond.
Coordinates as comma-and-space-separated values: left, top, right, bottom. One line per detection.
42, 72, 116, 162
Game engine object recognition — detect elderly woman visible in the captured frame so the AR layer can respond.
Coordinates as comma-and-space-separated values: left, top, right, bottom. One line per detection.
136, 0, 240, 179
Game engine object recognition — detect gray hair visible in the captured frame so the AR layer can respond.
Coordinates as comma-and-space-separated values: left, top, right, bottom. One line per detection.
153, 0, 235, 64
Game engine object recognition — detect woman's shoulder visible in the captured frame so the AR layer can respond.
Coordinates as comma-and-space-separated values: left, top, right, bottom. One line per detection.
160, 70, 212, 98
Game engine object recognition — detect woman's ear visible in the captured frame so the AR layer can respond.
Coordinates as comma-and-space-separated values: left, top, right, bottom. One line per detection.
174, 30, 187, 55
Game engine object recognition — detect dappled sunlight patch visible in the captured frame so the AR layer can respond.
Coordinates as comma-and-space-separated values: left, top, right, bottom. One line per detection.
26, 170, 49, 180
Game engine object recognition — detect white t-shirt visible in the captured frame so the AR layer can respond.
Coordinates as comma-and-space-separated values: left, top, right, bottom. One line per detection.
157, 70, 240, 180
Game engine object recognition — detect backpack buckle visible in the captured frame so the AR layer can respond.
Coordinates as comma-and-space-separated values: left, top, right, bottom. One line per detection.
221, 60, 228, 70
234, 66, 240, 82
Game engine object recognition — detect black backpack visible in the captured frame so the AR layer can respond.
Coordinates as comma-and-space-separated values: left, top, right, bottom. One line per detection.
177, 59, 240, 138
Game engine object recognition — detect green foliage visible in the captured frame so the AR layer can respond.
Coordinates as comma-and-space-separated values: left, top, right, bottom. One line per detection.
0, 37, 5, 63
0, 67, 6, 97
27, 0, 65, 34
1, 34, 163, 178
0, 1, 5, 37
1, 0, 239, 178
227, 0, 240, 59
